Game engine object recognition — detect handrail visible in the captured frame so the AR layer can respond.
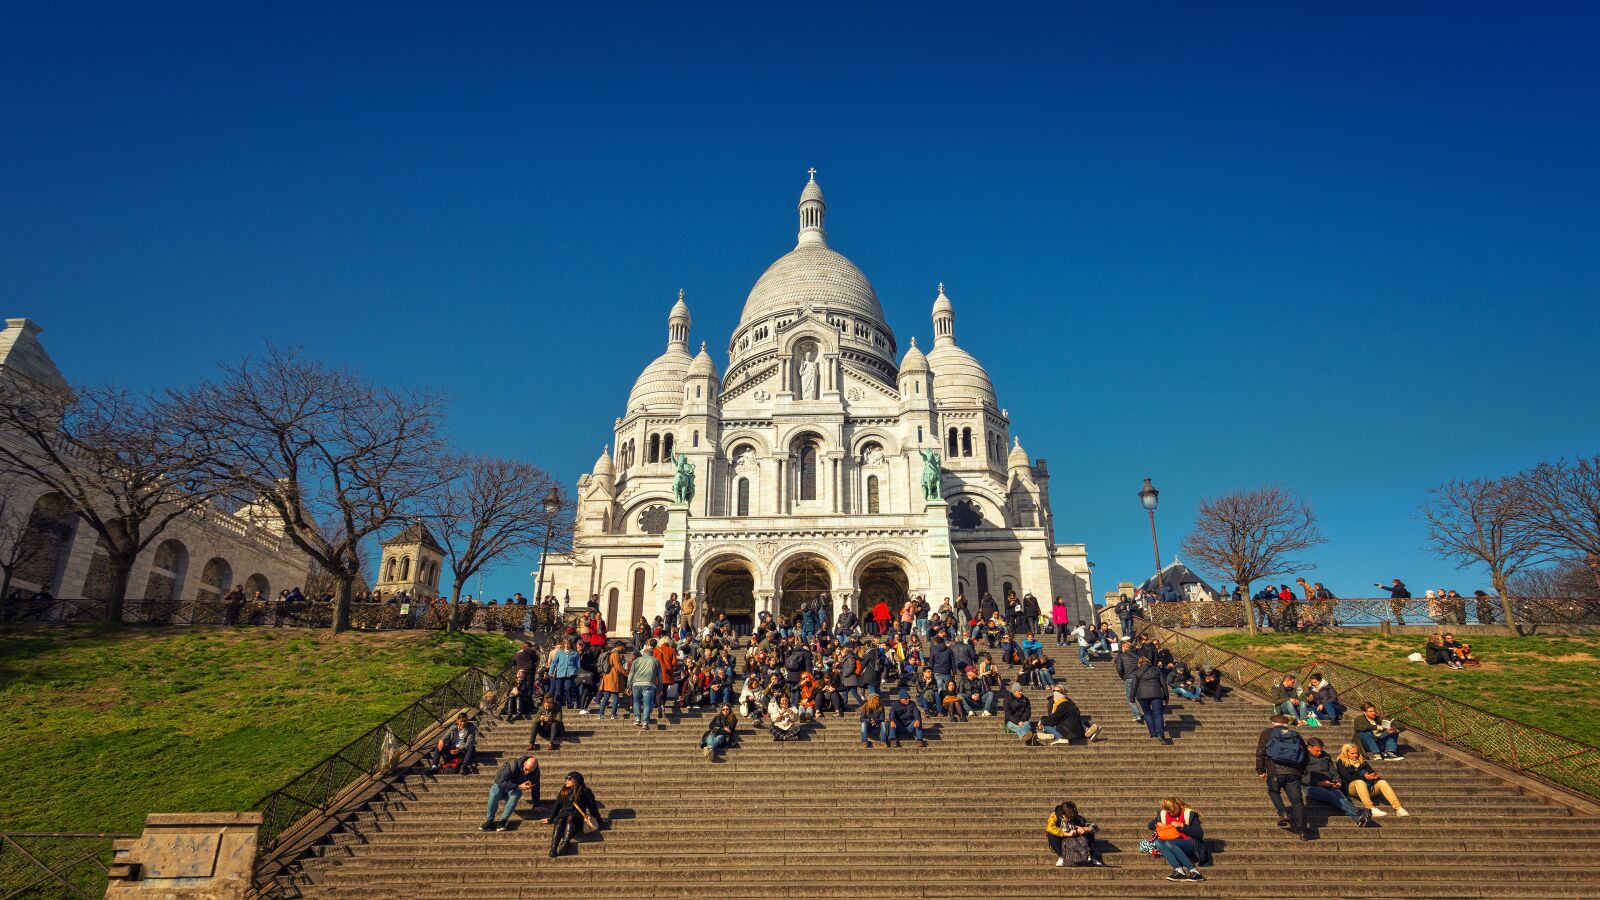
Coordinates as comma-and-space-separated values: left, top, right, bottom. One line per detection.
1140, 621, 1600, 802
0, 831, 137, 900
247, 661, 520, 896
1117, 596, 1600, 629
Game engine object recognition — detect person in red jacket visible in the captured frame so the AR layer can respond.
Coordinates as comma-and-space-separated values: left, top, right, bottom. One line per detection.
871, 599, 893, 636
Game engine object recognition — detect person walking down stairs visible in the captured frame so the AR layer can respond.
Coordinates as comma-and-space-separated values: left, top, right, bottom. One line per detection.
1256, 714, 1311, 840
541, 771, 601, 858
1130, 657, 1170, 743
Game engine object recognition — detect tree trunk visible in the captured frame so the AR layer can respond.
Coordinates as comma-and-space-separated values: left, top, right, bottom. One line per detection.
1492, 573, 1520, 637
332, 575, 353, 634
0, 566, 12, 608
1241, 580, 1258, 637
106, 551, 138, 625
446, 580, 463, 635
1587, 551, 1600, 591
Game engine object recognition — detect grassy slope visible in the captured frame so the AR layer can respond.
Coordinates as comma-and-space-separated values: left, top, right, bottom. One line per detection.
1206, 632, 1600, 747
0, 626, 517, 832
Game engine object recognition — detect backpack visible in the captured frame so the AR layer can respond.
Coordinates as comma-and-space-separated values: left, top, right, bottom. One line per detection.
785, 650, 806, 673
1265, 726, 1307, 768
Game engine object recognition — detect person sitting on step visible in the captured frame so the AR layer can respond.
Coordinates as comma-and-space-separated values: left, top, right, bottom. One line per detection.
541, 771, 600, 858
1020, 632, 1046, 661
1045, 800, 1103, 867
1305, 673, 1341, 724
796, 670, 819, 721
1038, 685, 1102, 744
1168, 663, 1202, 702
914, 669, 940, 715
529, 694, 564, 752
738, 675, 767, 724
1352, 703, 1406, 760
700, 703, 739, 761
817, 675, 848, 718
1335, 744, 1411, 818
482, 754, 539, 832
1147, 797, 1209, 882
958, 665, 995, 717
859, 692, 889, 748
940, 675, 966, 721
1302, 737, 1376, 828
768, 693, 801, 741
1003, 681, 1039, 745
1199, 665, 1225, 703
1275, 674, 1312, 723
426, 713, 477, 774
888, 687, 926, 747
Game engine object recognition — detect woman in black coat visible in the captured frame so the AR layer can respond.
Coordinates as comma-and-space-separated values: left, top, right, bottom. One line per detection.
543, 771, 601, 857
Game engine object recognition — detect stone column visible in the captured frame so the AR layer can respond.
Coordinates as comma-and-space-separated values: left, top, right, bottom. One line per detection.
106, 812, 263, 899
922, 499, 956, 605
655, 505, 690, 619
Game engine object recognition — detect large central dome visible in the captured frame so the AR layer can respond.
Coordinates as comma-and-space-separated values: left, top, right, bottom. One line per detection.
737, 242, 886, 329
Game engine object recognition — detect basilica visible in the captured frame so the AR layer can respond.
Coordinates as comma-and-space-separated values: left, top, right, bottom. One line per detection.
540, 174, 1092, 632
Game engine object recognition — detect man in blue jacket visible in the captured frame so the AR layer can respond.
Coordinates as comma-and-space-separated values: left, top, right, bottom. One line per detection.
928, 636, 955, 696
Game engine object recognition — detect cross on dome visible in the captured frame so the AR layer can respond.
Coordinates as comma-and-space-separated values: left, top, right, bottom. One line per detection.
808, 167, 817, 181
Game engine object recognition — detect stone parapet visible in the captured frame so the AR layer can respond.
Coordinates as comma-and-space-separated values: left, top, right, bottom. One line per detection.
105, 812, 262, 899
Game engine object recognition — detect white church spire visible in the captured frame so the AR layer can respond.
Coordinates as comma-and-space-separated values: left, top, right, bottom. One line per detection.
668, 289, 690, 348
932, 282, 956, 346
797, 168, 826, 246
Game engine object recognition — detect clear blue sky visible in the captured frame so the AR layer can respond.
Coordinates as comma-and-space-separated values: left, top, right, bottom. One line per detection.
5, 3, 1598, 602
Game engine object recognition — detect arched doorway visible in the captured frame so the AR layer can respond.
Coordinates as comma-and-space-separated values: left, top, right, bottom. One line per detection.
198, 557, 232, 603
703, 558, 756, 635
144, 539, 189, 603
855, 553, 911, 617
12, 492, 75, 595
777, 552, 831, 619
244, 573, 270, 599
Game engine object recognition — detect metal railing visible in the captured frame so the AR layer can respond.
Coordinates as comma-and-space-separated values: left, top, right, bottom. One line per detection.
0, 597, 565, 633
0, 832, 136, 900
1120, 596, 1600, 630
1141, 621, 1600, 803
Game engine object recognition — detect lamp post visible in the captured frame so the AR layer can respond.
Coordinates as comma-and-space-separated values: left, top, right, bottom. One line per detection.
533, 486, 562, 608
1139, 477, 1162, 595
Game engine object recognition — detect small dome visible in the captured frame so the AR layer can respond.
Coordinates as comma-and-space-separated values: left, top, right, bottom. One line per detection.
926, 342, 997, 407
688, 342, 717, 379
592, 445, 614, 478
1007, 436, 1030, 469
932, 282, 954, 318
626, 346, 692, 412
899, 337, 928, 374
670, 289, 690, 324
800, 175, 824, 205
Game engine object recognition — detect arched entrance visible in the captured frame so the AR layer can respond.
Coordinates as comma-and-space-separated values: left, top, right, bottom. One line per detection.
855, 553, 911, 616
703, 557, 757, 634
12, 492, 75, 595
777, 552, 831, 619
144, 539, 189, 603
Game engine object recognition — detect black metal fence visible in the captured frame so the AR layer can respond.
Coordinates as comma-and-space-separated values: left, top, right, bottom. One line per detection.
1, 597, 564, 633
249, 662, 517, 894
1122, 596, 1600, 630
1142, 622, 1600, 803
0, 832, 136, 900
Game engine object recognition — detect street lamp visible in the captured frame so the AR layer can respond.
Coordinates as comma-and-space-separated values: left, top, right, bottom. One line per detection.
1138, 477, 1163, 595
533, 486, 562, 606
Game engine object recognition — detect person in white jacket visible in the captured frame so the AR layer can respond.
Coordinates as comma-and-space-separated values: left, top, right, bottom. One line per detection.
768, 694, 801, 741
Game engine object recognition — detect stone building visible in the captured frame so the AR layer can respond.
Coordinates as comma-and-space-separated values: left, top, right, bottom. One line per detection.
372, 523, 445, 601
541, 174, 1092, 631
0, 318, 311, 602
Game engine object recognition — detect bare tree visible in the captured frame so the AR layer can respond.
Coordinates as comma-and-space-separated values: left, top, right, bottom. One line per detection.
1421, 476, 1547, 634
1518, 456, 1600, 590
1509, 558, 1600, 600
169, 345, 452, 633
0, 494, 64, 602
1179, 485, 1327, 636
424, 454, 570, 633
0, 383, 214, 622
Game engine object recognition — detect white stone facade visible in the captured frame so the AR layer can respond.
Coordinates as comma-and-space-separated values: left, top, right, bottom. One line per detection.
0, 318, 311, 603
542, 175, 1093, 630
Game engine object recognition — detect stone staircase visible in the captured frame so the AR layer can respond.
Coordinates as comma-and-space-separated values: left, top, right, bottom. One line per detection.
290, 646, 1600, 899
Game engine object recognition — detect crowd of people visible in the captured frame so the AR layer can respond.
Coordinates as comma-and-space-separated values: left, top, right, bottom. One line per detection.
420, 588, 1429, 878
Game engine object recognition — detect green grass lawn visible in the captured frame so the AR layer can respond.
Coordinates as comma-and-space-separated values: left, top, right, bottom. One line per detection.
0, 626, 517, 832
1205, 632, 1600, 747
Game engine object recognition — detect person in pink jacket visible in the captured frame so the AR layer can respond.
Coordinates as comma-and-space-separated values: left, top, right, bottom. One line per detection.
1050, 597, 1071, 647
